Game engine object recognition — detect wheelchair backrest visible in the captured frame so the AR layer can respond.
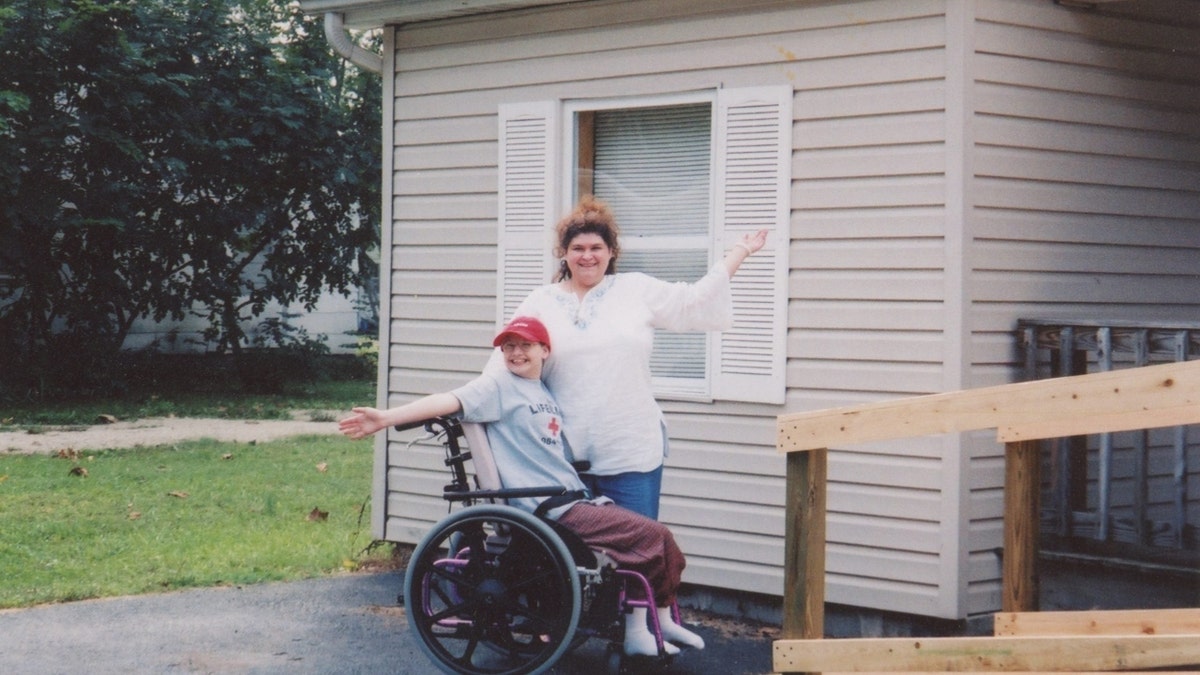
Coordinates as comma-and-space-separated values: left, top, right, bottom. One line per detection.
460, 422, 502, 492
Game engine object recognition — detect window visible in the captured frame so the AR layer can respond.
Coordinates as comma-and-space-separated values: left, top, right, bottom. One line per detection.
497, 86, 791, 404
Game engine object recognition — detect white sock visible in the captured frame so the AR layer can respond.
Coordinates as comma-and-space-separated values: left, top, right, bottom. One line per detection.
657, 606, 705, 650
624, 607, 680, 656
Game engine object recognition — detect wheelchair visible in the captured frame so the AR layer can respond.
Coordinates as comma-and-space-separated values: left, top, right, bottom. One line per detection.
395, 416, 682, 675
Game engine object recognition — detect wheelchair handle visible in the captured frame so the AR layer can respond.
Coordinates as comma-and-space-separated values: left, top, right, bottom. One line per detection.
393, 416, 459, 434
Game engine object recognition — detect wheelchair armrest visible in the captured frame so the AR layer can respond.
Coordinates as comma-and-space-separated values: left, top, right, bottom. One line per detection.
392, 419, 426, 432
571, 460, 591, 473
443, 485, 569, 503
393, 415, 458, 434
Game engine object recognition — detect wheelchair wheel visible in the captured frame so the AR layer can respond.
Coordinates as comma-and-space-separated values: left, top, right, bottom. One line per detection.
404, 504, 582, 675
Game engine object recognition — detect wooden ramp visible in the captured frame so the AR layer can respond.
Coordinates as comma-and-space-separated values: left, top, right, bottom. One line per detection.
774, 360, 1200, 674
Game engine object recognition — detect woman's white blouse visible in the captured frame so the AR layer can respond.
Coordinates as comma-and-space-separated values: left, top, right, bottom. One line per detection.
491, 264, 733, 475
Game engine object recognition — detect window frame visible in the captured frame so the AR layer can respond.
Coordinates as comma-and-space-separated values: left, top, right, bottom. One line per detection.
497, 85, 792, 405
564, 92, 719, 399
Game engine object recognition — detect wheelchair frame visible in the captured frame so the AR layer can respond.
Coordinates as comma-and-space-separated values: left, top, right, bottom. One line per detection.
396, 416, 677, 675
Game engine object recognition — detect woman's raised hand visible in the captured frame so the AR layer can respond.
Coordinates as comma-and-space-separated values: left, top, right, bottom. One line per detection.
740, 229, 768, 255
724, 228, 769, 276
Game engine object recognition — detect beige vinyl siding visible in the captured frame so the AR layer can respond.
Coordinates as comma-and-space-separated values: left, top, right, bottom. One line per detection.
963, 0, 1200, 614
971, 0, 1200, 338
786, 3, 960, 617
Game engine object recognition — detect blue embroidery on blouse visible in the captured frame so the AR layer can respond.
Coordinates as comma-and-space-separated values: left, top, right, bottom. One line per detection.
555, 275, 615, 329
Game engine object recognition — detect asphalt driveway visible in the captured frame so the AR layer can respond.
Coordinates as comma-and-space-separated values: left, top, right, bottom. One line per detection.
0, 571, 775, 674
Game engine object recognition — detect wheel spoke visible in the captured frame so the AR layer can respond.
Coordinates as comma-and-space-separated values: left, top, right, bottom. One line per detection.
428, 577, 455, 608
427, 561, 483, 594
425, 599, 474, 625
457, 633, 480, 665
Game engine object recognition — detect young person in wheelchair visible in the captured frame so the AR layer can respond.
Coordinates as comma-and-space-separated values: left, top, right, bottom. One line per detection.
339, 316, 705, 660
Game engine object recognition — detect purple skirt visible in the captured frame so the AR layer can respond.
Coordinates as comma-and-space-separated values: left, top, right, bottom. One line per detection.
556, 501, 685, 605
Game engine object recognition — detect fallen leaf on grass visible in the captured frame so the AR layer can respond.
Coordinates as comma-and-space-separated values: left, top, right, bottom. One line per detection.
315, 462, 328, 473
167, 491, 189, 499
306, 507, 329, 522
221, 453, 234, 460
128, 511, 142, 520
56, 448, 80, 460
68, 466, 88, 477
95, 414, 118, 424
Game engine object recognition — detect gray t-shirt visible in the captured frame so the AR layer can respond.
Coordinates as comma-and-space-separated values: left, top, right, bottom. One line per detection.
451, 371, 586, 516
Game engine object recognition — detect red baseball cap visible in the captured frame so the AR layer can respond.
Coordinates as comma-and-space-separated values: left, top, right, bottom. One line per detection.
493, 316, 551, 349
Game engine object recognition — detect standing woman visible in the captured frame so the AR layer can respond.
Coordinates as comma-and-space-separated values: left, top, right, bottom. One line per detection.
495, 195, 767, 519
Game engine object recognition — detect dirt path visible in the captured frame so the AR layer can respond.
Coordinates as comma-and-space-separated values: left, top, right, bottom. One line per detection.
1, 416, 343, 455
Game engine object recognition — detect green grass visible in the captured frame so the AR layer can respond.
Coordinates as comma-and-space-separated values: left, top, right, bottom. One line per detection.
0, 434, 381, 609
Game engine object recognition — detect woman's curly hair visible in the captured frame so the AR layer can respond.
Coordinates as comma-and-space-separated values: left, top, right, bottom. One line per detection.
552, 195, 620, 282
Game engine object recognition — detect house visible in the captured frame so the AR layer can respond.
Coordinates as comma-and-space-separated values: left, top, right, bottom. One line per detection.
300, 0, 1200, 626
121, 242, 379, 355
121, 287, 374, 355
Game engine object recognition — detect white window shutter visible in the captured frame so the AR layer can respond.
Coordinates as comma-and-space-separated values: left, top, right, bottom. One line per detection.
497, 102, 558, 326
712, 86, 792, 404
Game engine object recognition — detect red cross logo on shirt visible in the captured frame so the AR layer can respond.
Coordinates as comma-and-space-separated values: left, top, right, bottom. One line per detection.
547, 417, 560, 437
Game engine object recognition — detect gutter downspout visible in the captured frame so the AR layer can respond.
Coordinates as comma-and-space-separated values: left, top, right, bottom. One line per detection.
323, 12, 382, 74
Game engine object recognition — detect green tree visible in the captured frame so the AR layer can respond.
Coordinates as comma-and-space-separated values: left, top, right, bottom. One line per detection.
0, 0, 380, 398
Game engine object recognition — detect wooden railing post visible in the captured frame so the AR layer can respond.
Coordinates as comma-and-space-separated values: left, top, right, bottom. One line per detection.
782, 448, 827, 641
1003, 439, 1040, 612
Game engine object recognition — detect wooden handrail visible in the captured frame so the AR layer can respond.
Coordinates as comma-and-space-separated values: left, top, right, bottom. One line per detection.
776, 359, 1200, 672
778, 359, 1200, 453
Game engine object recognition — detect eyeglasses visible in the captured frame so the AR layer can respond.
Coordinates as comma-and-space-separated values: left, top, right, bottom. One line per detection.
500, 341, 537, 354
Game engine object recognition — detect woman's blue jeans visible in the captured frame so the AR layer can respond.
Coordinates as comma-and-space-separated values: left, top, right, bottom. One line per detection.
581, 464, 663, 520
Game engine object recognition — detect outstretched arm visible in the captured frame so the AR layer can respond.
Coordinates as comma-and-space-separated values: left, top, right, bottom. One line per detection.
721, 229, 769, 277
338, 392, 463, 440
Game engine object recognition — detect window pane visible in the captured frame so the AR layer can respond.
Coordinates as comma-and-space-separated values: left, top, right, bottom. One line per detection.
593, 104, 710, 238
620, 249, 708, 281
621, 249, 709, 383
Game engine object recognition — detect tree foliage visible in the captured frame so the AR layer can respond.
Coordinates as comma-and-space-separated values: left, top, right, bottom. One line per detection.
0, 0, 381, 398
